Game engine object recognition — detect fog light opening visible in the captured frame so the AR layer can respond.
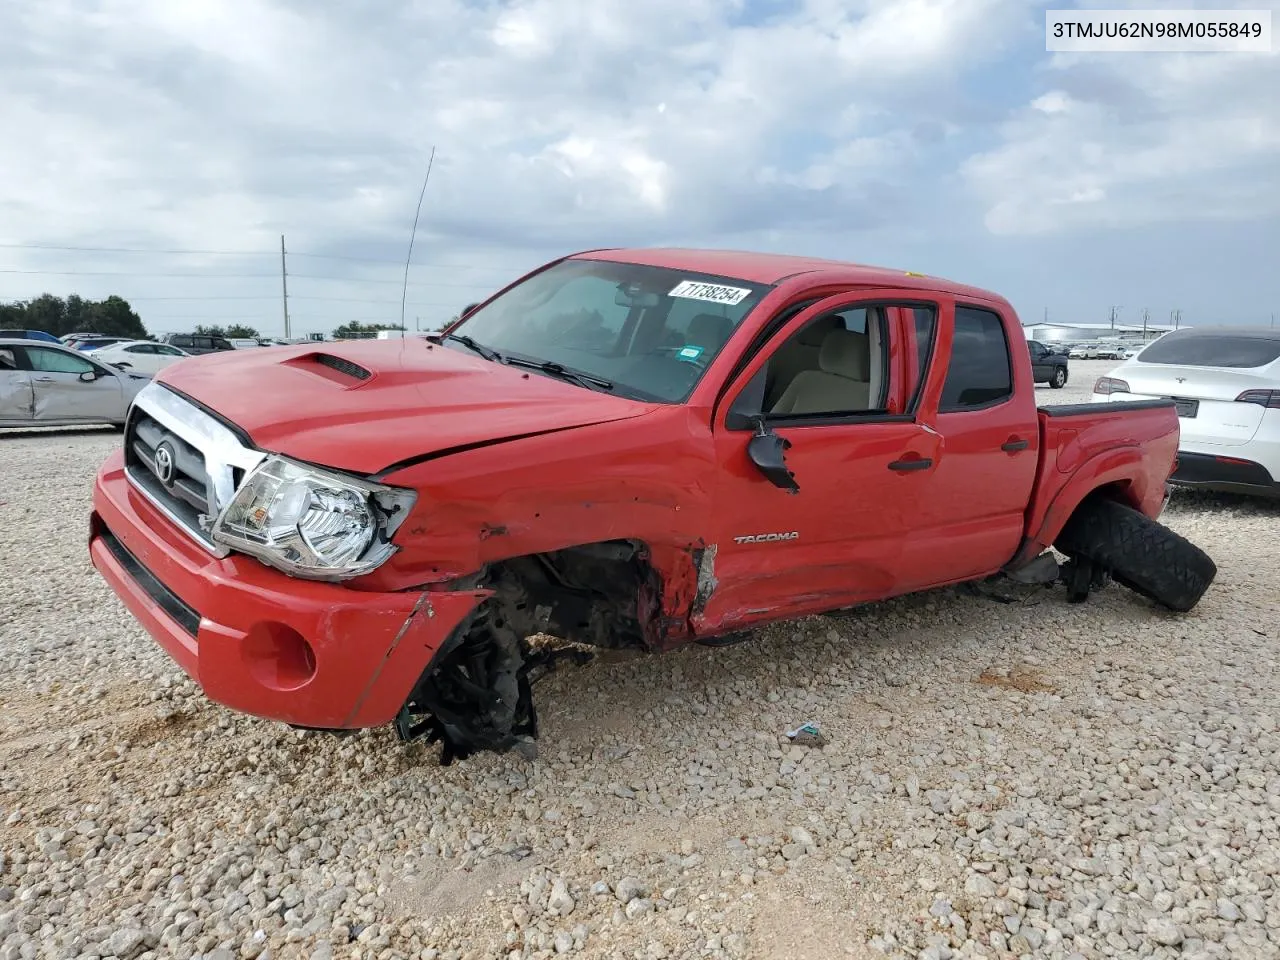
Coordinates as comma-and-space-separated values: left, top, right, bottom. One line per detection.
242, 622, 317, 692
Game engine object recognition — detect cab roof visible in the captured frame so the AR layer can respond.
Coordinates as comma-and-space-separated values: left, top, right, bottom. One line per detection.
571, 246, 1008, 305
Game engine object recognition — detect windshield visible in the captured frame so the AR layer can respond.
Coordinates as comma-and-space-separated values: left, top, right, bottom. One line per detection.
1139, 334, 1280, 368
446, 258, 770, 402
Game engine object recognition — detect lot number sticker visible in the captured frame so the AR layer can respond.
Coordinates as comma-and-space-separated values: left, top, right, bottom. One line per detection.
669, 280, 753, 306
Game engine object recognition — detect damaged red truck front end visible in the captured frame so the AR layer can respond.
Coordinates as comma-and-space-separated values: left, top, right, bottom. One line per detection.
90, 247, 1216, 763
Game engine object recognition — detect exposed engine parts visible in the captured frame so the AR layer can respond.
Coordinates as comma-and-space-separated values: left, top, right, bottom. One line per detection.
397, 541, 654, 764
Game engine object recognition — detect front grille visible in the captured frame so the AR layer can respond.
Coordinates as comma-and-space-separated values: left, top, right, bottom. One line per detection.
127, 412, 212, 518
122, 382, 267, 556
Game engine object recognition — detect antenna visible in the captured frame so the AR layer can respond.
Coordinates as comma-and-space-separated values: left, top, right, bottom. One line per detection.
400, 146, 437, 330
280, 234, 290, 340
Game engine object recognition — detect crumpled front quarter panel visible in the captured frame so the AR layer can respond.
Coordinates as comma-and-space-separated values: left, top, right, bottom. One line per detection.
368, 408, 719, 617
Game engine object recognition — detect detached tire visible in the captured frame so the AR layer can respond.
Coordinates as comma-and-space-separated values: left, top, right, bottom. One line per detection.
1054, 496, 1216, 612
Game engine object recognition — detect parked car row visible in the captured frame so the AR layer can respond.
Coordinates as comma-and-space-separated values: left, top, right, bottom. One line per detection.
1068, 340, 1133, 360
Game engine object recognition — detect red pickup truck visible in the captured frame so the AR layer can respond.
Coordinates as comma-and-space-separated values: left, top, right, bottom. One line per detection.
89, 248, 1216, 762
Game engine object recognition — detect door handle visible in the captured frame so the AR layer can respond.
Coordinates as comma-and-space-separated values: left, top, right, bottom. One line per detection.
32, 377, 55, 383
888, 457, 933, 472
1001, 438, 1029, 452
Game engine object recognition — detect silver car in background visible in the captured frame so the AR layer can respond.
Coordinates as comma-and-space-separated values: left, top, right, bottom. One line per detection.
0, 337, 149, 429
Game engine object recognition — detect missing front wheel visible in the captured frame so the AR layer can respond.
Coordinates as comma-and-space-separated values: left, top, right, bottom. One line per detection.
395, 601, 597, 765
395, 602, 538, 765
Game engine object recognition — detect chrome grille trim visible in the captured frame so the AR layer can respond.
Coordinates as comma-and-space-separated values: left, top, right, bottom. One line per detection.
123, 381, 267, 557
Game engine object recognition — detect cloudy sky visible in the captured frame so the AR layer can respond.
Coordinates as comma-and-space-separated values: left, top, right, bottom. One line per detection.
1, 0, 1277, 338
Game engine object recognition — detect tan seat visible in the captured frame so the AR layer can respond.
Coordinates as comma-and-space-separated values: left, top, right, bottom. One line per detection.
770, 328, 871, 415
764, 314, 839, 409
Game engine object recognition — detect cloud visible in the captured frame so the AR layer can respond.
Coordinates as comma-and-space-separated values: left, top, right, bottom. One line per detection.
0, 0, 1276, 334
964, 40, 1280, 235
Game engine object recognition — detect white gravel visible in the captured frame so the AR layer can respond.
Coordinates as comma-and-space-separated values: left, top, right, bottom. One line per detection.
2, 359, 1279, 960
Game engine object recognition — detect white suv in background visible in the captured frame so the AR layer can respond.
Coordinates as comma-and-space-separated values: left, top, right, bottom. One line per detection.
1092, 327, 1280, 498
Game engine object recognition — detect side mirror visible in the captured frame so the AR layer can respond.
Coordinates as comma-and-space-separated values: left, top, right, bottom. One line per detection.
79, 370, 98, 382
746, 418, 799, 494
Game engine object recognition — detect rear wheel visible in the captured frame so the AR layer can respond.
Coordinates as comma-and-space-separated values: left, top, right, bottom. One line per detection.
1050, 366, 1068, 389
1054, 496, 1216, 612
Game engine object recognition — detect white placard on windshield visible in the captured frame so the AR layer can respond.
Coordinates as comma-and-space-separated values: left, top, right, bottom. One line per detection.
668, 280, 753, 306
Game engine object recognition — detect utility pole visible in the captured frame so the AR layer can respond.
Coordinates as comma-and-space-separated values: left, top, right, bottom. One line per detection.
280, 235, 291, 341
1171, 308, 1181, 330
1109, 305, 1122, 330
1142, 308, 1149, 340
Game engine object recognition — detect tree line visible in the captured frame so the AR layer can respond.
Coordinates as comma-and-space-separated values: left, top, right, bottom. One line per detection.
1, 292, 467, 343
0, 293, 147, 339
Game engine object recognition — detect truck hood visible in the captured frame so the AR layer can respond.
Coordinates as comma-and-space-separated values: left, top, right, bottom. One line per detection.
153, 339, 655, 474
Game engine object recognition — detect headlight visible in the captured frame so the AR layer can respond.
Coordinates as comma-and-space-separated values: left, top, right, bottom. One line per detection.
210, 456, 416, 581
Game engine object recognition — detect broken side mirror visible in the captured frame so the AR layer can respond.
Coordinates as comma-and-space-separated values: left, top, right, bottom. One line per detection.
746, 417, 799, 494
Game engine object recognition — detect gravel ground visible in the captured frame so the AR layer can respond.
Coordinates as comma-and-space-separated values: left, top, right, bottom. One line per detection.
2, 359, 1279, 960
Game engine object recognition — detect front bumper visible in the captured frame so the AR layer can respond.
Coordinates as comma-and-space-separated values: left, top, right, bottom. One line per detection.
89, 450, 487, 729
1169, 451, 1280, 499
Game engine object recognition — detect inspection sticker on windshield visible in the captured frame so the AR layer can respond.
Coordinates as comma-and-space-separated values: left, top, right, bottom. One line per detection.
669, 280, 753, 306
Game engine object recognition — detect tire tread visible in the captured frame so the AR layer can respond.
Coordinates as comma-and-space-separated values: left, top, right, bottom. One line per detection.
1054, 495, 1216, 612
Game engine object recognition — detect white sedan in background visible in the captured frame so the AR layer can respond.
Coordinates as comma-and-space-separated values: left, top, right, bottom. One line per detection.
89, 340, 191, 377
1093, 326, 1280, 498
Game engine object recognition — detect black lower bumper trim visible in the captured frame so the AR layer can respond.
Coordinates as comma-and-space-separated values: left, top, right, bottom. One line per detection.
96, 519, 202, 637
1170, 452, 1280, 498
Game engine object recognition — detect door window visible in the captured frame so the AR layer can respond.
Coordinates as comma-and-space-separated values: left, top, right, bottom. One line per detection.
939, 307, 1013, 412
126, 343, 156, 354
736, 306, 892, 421
26, 347, 96, 375
157, 345, 185, 356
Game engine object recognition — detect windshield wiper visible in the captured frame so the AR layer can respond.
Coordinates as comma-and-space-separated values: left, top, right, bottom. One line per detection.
503, 356, 614, 392
441, 333, 504, 363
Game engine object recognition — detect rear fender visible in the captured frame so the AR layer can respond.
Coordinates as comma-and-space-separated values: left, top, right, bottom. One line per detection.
1010, 446, 1164, 568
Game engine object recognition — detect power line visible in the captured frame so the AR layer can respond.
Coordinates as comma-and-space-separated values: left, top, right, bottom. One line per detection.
0, 240, 525, 272
0, 267, 500, 289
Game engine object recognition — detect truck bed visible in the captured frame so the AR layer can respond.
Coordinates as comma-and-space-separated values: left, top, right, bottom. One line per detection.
1014, 398, 1181, 566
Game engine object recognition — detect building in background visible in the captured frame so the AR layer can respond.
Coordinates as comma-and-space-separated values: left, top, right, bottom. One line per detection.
1021, 322, 1176, 345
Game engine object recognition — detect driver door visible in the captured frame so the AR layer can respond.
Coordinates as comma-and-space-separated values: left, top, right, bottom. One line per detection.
692, 291, 941, 635
23, 346, 123, 421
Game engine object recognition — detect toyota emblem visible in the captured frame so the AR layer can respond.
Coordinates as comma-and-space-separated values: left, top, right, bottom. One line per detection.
154, 442, 176, 485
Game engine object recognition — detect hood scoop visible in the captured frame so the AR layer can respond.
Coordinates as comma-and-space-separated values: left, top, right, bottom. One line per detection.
285, 352, 373, 384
